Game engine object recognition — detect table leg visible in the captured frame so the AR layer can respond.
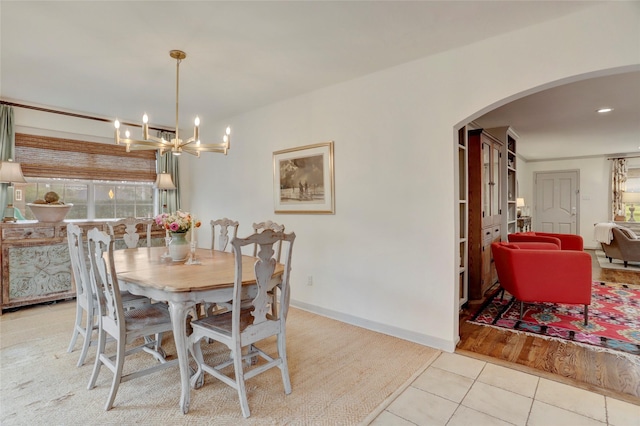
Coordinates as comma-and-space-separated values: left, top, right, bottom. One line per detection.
168, 301, 192, 414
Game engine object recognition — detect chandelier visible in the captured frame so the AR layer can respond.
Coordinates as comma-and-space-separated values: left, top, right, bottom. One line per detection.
114, 50, 230, 157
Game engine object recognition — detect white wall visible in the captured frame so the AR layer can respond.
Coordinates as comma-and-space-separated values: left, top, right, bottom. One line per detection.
12, 2, 640, 351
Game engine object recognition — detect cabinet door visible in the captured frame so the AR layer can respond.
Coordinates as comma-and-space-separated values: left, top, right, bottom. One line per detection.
491, 142, 502, 225
482, 140, 492, 228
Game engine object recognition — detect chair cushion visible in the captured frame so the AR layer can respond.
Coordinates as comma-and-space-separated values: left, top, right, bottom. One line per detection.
124, 304, 172, 331
191, 308, 256, 337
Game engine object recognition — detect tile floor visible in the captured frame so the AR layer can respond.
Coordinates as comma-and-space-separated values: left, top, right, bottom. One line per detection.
368, 352, 640, 426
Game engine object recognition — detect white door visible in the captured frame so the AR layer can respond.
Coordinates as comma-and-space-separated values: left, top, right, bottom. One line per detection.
534, 170, 579, 234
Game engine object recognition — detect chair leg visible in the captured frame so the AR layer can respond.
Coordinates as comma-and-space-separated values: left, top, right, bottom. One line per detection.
88, 327, 106, 390
233, 341, 250, 418
278, 332, 291, 395
105, 336, 126, 411
498, 287, 505, 301
67, 303, 83, 353
584, 305, 589, 326
77, 309, 94, 367
520, 301, 524, 320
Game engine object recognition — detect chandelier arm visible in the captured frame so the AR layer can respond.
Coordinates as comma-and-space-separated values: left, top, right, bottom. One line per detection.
122, 140, 172, 149
184, 143, 229, 153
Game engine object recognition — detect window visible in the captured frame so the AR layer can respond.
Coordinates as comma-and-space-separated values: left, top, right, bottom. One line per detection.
626, 168, 640, 192
18, 179, 155, 220
15, 133, 158, 220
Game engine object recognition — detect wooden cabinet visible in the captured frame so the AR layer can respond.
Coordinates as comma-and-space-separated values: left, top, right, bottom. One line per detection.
468, 129, 503, 300
486, 127, 519, 236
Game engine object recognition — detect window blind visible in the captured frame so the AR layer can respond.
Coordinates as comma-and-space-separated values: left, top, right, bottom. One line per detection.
15, 133, 157, 182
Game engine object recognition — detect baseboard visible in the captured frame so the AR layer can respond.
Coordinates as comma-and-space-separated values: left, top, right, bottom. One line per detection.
290, 299, 457, 352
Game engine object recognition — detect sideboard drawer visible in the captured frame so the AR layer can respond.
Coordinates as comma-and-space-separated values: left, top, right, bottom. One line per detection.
2, 226, 56, 240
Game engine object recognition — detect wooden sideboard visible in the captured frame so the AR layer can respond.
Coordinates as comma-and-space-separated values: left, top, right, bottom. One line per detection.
0, 220, 164, 314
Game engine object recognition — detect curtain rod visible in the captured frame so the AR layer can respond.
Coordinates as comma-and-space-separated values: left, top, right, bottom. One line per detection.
608, 155, 640, 160
0, 100, 172, 132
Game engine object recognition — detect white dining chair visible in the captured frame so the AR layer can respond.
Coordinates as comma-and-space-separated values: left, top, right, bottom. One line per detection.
188, 229, 296, 418
252, 220, 285, 261
86, 227, 177, 410
108, 217, 163, 351
252, 220, 286, 316
66, 223, 151, 367
107, 218, 154, 249
210, 217, 239, 252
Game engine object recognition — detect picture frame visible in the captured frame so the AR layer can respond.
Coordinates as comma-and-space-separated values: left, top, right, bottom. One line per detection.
273, 141, 335, 214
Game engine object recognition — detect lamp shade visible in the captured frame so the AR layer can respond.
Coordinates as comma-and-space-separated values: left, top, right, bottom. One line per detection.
516, 198, 525, 207
154, 173, 176, 190
622, 191, 640, 204
0, 160, 26, 184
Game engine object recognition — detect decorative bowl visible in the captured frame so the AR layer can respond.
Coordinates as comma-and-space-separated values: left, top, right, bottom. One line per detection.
27, 203, 73, 222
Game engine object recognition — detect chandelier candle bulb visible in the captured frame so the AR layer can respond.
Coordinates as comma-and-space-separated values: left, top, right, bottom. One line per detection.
143, 114, 149, 140
114, 120, 120, 144
194, 116, 199, 142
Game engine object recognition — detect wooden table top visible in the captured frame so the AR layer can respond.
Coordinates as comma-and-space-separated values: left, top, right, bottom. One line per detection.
112, 246, 284, 293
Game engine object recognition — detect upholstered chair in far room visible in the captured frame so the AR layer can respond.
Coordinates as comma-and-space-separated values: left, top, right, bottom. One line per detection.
491, 241, 592, 325
107, 217, 154, 249
508, 231, 584, 251
600, 226, 640, 267
189, 230, 296, 418
66, 223, 151, 367
210, 217, 239, 251
86, 228, 176, 411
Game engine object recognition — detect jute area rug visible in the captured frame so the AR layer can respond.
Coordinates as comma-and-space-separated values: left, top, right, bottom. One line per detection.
0, 300, 439, 425
595, 250, 640, 271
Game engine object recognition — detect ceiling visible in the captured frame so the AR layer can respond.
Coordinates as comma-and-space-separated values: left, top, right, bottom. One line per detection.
1, 1, 637, 161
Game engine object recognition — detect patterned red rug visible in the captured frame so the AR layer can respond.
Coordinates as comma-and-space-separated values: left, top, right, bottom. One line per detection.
470, 281, 640, 356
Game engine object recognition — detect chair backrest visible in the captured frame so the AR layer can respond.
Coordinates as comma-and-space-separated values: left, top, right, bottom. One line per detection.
108, 218, 153, 249
230, 229, 296, 334
87, 228, 124, 330
210, 218, 239, 252
67, 223, 92, 308
252, 220, 285, 261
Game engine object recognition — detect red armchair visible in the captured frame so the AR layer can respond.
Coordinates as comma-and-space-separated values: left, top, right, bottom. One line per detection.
491, 241, 592, 325
508, 232, 584, 251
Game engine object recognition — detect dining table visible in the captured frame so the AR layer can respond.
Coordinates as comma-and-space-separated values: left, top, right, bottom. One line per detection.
112, 246, 284, 414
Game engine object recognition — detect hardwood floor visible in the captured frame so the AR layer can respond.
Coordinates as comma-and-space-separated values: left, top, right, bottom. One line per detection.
457, 249, 640, 404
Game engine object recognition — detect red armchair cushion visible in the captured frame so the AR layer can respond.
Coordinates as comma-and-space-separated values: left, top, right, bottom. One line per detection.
508, 232, 584, 251
491, 241, 591, 306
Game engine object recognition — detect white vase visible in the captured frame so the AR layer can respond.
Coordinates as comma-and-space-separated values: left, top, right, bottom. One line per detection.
169, 232, 189, 261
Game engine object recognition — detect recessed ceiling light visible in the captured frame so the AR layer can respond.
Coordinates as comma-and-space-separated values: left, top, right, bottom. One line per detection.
597, 107, 614, 113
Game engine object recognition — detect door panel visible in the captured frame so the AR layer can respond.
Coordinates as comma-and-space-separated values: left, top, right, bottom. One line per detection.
534, 170, 579, 234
